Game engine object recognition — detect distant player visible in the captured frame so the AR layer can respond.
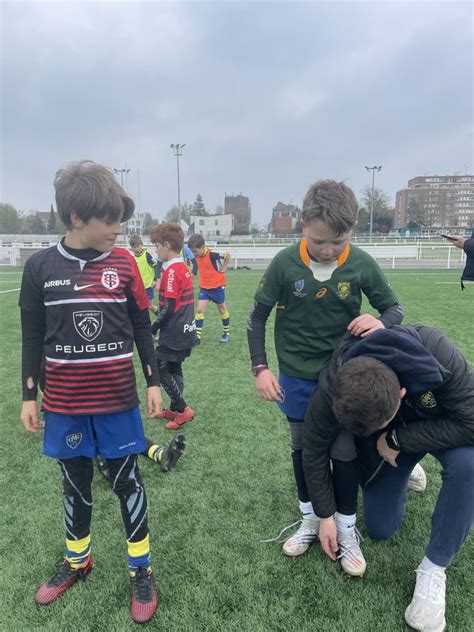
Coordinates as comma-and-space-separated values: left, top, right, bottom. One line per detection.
19, 161, 161, 623
150, 223, 198, 429
188, 233, 231, 343
129, 233, 159, 312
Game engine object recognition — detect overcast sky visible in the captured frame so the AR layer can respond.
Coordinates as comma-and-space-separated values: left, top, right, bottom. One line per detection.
1, 1, 472, 225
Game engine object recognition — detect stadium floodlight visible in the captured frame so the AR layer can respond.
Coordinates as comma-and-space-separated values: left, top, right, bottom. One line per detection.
170, 144, 186, 224
364, 165, 382, 242
113, 167, 131, 188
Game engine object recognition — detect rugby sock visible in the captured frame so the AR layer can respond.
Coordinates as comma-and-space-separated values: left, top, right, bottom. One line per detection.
147, 443, 164, 463
221, 309, 230, 335
419, 556, 446, 573
66, 534, 91, 569
335, 512, 357, 534
299, 500, 318, 521
128, 534, 151, 575
195, 313, 204, 339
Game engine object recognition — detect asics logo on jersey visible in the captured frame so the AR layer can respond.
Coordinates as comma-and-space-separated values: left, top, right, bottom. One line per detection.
73, 310, 103, 341
73, 283, 95, 291
44, 279, 71, 288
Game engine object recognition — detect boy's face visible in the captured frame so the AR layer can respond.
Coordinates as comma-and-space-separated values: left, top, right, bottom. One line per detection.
131, 244, 144, 255
72, 215, 123, 252
155, 241, 173, 261
302, 218, 352, 264
191, 245, 206, 257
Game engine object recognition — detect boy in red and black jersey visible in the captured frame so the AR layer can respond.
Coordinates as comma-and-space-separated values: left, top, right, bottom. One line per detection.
19, 161, 161, 624
149, 223, 198, 429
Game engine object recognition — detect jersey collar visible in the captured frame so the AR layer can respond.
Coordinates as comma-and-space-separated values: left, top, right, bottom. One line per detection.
162, 256, 183, 269
57, 240, 111, 263
298, 238, 350, 269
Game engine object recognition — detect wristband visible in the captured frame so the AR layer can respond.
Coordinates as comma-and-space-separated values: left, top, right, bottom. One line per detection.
251, 364, 268, 377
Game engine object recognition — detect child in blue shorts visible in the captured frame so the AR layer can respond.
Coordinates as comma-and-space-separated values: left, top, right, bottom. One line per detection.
188, 233, 231, 343
19, 161, 162, 624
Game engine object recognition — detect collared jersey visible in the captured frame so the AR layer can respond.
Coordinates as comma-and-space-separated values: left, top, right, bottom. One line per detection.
133, 249, 156, 289
255, 240, 399, 379
158, 258, 197, 350
195, 248, 227, 289
19, 243, 150, 415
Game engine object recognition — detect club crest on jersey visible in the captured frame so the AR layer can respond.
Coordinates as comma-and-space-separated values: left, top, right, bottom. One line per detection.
418, 391, 437, 408
293, 279, 307, 297
336, 281, 351, 299
73, 310, 103, 341
66, 433, 82, 449
101, 268, 120, 290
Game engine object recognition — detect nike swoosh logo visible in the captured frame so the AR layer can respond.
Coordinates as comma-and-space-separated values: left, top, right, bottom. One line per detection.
74, 283, 95, 291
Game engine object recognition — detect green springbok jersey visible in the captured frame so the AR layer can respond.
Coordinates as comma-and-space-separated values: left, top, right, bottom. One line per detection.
255, 240, 399, 379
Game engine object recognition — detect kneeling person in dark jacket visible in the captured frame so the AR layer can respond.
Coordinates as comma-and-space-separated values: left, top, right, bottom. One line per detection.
303, 325, 474, 632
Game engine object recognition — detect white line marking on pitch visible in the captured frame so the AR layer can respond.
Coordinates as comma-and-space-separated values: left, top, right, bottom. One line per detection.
0, 287, 20, 293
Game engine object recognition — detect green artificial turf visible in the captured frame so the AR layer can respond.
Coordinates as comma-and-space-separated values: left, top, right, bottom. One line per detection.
0, 267, 472, 631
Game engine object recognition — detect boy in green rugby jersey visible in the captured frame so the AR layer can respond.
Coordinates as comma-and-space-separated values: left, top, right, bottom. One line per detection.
248, 179, 424, 575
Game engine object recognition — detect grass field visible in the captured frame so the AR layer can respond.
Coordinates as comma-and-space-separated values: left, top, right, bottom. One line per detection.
0, 267, 473, 631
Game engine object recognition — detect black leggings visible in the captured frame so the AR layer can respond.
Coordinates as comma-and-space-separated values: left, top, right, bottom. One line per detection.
157, 359, 186, 412
287, 416, 359, 515
59, 454, 148, 543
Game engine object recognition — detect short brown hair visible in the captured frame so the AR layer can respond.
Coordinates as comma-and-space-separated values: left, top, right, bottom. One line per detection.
129, 234, 143, 247
302, 180, 358, 236
332, 357, 401, 435
188, 234, 205, 250
149, 223, 184, 252
54, 160, 134, 229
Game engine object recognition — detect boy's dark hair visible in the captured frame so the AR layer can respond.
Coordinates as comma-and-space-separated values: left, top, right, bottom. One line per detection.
54, 160, 134, 230
302, 180, 358, 236
149, 223, 184, 252
332, 357, 401, 436
188, 234, 205, 250
129, 234, 143, 247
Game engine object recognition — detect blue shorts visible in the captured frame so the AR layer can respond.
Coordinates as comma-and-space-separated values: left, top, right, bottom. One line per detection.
146, 286, 155, 300
199, 286, 225, 304
43, 406, 146, 459
278, 373, 318, 420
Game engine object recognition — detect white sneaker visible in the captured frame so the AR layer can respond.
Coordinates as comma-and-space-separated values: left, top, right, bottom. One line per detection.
337, 528, 367, 576
405, 567, 446, 631
408, 463, 427, 492
281, 518, 320, 557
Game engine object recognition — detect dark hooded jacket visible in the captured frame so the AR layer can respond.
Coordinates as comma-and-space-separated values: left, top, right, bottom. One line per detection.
302, 324, 474, 519
461, 234, 474, 289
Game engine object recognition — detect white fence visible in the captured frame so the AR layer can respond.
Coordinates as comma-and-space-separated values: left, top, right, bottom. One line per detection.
0, 239, 466, 270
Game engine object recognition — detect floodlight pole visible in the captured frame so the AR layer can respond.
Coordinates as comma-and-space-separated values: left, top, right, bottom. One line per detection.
113, 167, 131, 188
170, 144, 186, 224
364, 165, 382, 242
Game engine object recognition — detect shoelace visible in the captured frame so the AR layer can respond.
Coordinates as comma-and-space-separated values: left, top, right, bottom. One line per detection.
336, 527, 364, 562
132, 568, 153, 602
49, 559, 87, 586
260, 520, 301, 543
414, 569, 445, 604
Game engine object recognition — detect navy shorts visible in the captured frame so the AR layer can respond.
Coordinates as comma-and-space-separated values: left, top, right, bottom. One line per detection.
43, 406, 146, 459
146, 286, 155, 300
198, 286, 225, 304
278, 373, 318, 420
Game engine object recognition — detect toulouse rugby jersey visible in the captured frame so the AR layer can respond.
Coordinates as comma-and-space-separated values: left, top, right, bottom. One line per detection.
158, 257, 197, 350
20, 242, 156, 415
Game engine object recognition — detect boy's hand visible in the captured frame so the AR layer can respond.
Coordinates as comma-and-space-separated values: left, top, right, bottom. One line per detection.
20, 401, 43, 433
255, 369, 284, 402
347, 314, 384, 338
319, 516, 338, 560
146, 386, 162, 417
377, 432, 399, 467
